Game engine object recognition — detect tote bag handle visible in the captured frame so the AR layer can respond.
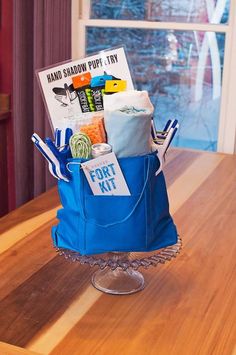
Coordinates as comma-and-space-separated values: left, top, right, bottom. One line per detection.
77, 156, 151, 228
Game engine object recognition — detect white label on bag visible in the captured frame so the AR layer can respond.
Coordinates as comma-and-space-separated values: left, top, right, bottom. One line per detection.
81, 152, 131, 196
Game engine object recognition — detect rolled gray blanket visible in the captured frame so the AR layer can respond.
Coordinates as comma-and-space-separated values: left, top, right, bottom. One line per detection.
103, 91, 154, 158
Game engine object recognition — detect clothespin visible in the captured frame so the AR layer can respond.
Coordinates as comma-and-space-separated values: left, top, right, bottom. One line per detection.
153, 119, 179, 144
44, 127, 73, 180
152, 119, 179, 176
54, 128, 73, 154
157, 120, 179, 155
44, 138, 71, 180
31, 133, 69, 182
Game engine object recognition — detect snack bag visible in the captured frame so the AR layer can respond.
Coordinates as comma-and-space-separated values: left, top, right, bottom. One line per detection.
80, 116, 106, 144
72, 72, 95, 113
90, 74, 113, 111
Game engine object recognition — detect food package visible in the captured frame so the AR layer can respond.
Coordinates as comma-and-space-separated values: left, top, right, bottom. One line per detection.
79, 115, 106, 144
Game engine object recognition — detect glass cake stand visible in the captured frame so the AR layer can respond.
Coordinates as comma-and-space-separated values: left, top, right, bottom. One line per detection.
57, 236, 182, 295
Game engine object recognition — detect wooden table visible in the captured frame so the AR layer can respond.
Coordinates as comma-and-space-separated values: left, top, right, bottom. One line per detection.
0, 149, 235, 355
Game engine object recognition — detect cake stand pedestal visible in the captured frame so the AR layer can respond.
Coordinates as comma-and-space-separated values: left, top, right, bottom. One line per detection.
57, 236, 181, 295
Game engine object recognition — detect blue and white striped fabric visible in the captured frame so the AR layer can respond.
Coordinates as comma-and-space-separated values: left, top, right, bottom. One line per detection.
31, 128, 73, 182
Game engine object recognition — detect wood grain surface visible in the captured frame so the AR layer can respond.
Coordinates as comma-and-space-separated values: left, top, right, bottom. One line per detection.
0, 149, 235, 355
0, 341, 40, 355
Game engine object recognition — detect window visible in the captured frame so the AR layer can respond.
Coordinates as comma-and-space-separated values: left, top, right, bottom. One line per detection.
72, 0, 236, 153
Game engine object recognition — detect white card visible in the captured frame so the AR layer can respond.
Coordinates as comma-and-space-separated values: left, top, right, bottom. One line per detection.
37, 47, 134, 132
81, 152, 131, 196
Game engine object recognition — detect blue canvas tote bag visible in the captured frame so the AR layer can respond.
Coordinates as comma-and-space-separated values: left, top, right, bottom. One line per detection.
52, 152, 178, 255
